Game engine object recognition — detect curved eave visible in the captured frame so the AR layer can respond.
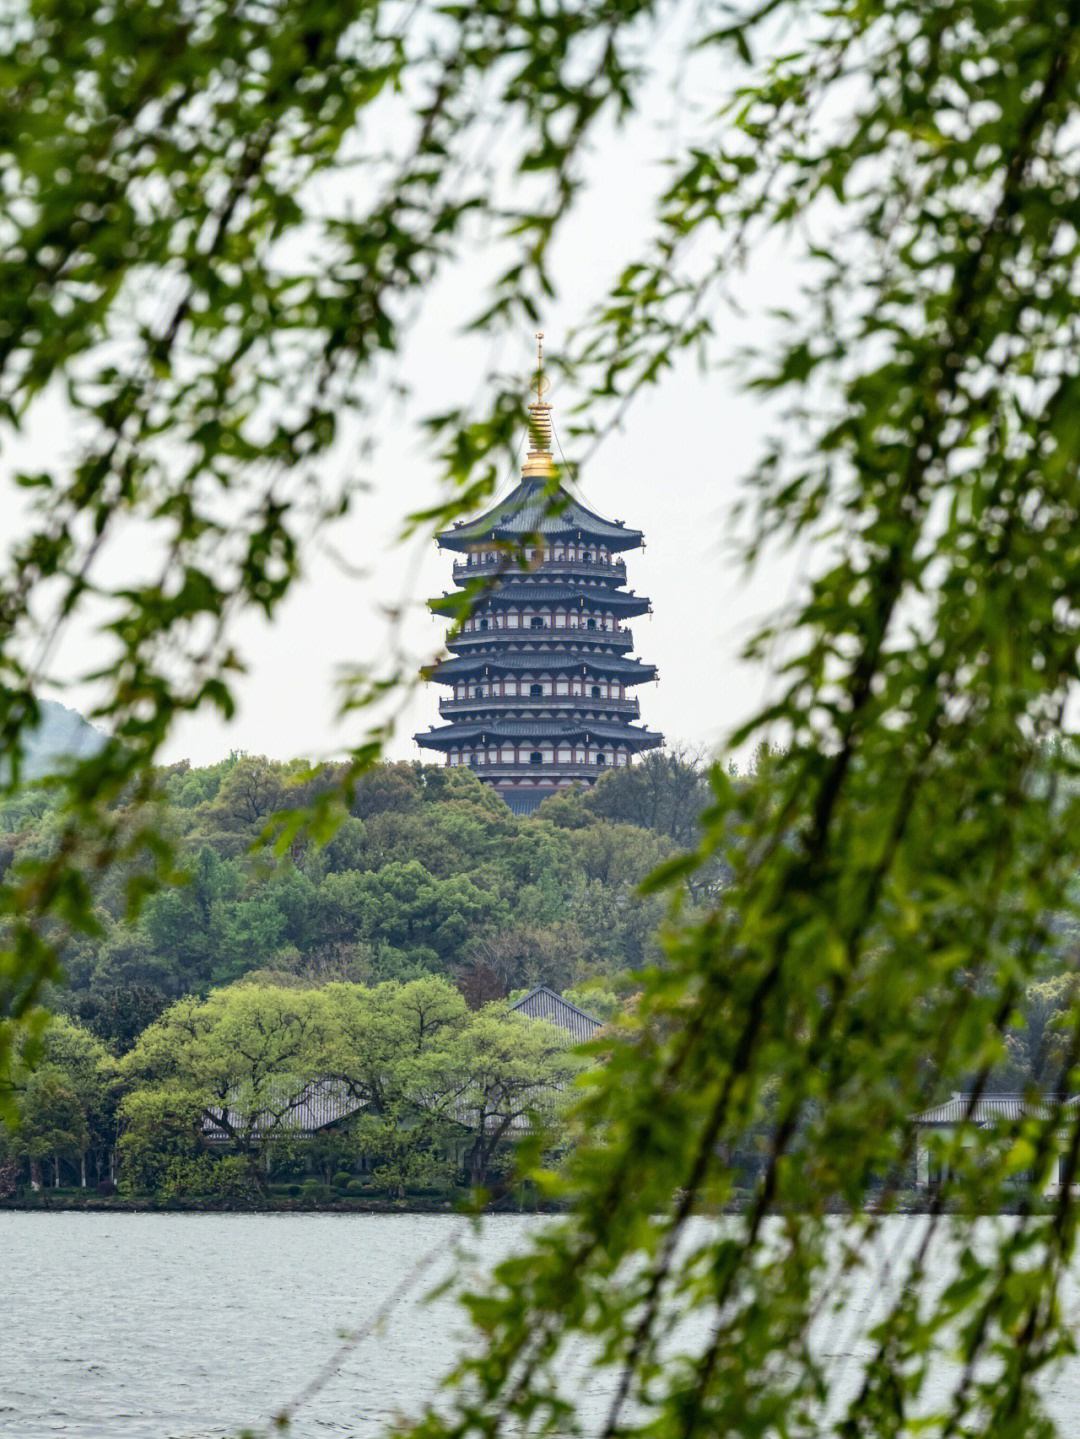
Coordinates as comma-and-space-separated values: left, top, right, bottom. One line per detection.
436, 480, 643, 553
415, 721, 663, 750
424, 653, 659, 686
445, 632, 633, 656
430, 584, 650, 618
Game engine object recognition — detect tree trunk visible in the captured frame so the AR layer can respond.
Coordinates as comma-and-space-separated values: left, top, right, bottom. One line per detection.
80, 1154, 87, 1188
465, 1140, 489, 1189
245, 1149, 267, 1198
53, 1155, 60, 1189
29, 1157, 42, 1192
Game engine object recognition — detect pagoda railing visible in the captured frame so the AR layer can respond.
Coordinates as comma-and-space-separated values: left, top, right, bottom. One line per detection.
451, 624, 634, 649
439, 695, 640, 717
451, 556, 627, 584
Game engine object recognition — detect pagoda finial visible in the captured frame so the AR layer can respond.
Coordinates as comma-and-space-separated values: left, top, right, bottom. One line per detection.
524, 331, 554, 479
533, 332, 549, 395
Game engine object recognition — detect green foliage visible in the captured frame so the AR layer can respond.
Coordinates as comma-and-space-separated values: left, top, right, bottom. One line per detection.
6, 1071, 88, 1180
413, 1008, 582, 1189
0, 1015, 114, 1188
109, 974, 572, 1198
0, 759, 684, 1013
119, 983, 332, 1194
118, 1089, 212, 1196
8, 0, 1080, 1431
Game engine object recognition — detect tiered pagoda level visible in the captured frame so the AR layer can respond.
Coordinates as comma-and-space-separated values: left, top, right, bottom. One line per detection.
415, 348, 662, 815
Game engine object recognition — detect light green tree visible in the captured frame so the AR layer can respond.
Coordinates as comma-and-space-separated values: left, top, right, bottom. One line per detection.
35, 1018, 113, 1186
410, 1008, 580, 1190
2, 1016, 112, 1187
319, 976, 469, 1114
119, 984, 330, 1194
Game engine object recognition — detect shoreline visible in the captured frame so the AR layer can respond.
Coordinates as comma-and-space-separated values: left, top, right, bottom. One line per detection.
0, 1194, 556, 1215
1, 1195, 977, 1216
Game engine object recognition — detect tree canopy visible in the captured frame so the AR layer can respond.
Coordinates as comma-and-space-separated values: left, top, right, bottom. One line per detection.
7, 0, 1080, 1434
0, 757, 682, 1034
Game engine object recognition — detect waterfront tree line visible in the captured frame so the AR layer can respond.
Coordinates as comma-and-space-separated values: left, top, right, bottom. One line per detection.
0, 751, 707, 1202
0, 976, 592, 1200
3, 749, 1079, 1204
4, 960, 1079, 1205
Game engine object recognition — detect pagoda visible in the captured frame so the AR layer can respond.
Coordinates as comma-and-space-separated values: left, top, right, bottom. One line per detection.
414, 336, 662, 815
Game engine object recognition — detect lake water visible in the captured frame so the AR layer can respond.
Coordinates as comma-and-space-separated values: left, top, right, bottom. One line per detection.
4, 1212, 1080, 1438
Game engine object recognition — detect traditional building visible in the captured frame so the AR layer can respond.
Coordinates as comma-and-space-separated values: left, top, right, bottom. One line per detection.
509, 985, 603, 1043
912, 1092, 1080, 1193
414, 338, 663, 814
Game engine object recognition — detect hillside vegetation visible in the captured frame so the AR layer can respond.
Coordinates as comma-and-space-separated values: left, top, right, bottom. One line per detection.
0, 752, 714, 1049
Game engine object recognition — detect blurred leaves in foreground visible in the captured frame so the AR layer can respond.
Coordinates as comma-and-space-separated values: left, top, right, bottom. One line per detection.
7, 0, 1080, 1433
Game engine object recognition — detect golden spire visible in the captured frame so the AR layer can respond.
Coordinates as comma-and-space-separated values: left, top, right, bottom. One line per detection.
523, 330, 555, 479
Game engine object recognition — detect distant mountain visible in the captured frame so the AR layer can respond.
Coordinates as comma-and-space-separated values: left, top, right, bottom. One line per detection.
7, 700, 105, 781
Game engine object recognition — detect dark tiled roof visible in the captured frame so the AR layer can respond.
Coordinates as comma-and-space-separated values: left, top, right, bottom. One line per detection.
431, 582, 650, 615
914, 1093, 1080, 1125
418, 718, 662, 748
510, 985, 602, 1043
201, 1079, 365, 1141
427, 651, 658, 684
500, 789, 552, 815
437, 480, 642, 553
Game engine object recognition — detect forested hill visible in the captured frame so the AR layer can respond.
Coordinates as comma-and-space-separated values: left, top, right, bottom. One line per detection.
0, 753, 715, 1049
0, 700, 103, 781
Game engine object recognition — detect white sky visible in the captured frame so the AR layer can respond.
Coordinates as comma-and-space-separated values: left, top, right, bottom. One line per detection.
2, 26, 814, 771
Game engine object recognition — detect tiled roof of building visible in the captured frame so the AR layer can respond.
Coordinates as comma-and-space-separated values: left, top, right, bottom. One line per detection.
428, 651, 657, 684
437, 479, 642, 553
201, 1079, 365, 1141
430, 582, 649, 615
418, 718, 662, 748
510, 985, 603, 1043
914, 1092, 1080, 1125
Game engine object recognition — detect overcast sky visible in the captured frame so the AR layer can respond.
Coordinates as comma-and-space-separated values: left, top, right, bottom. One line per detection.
4, 30, 813, 772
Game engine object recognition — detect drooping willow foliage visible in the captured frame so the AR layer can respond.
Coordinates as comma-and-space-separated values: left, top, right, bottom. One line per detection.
6, 0, 1080, 1431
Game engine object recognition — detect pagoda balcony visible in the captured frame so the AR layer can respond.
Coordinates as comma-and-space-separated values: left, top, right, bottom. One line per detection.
452, 555, 627, 584
438, 694, 640, 718
451, 624, 634, 650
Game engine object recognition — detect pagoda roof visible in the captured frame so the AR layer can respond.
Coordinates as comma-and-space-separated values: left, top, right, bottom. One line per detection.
426, 651, 658, 686
437, 479, 643, 553
416, 718, 663, 749
430, 582, 649, 616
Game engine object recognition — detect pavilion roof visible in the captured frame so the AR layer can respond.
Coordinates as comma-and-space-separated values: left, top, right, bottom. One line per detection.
509, 985, 603, 1043
201, 1079, 365, 1141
